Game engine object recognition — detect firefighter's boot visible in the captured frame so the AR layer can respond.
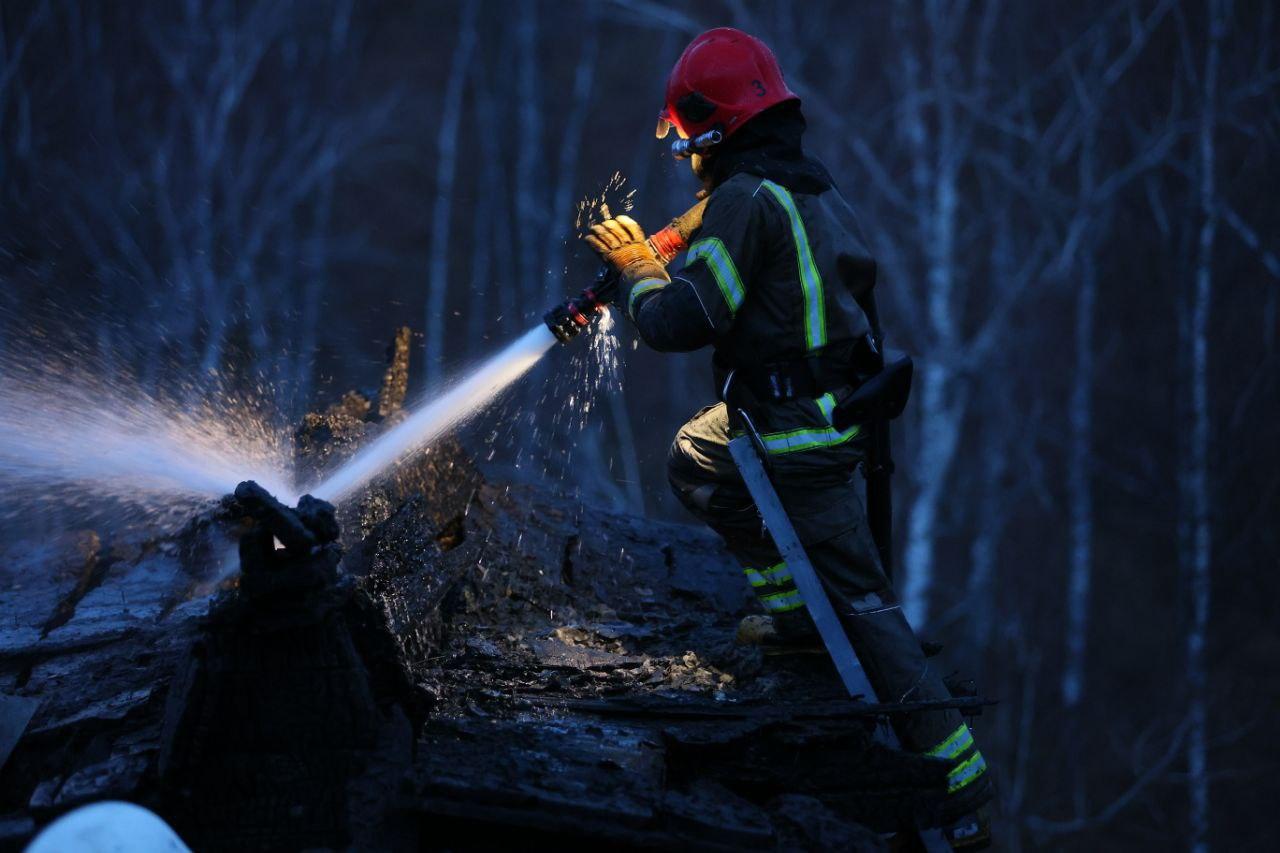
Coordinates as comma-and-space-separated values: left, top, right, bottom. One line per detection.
941, 806, 992, 850
837, 590, 993, 825
735, 613, 824, 653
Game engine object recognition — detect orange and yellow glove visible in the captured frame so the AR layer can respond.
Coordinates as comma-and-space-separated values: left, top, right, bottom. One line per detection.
583, 215, 669, 286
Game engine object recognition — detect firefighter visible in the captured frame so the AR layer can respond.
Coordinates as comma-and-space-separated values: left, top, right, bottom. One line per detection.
584, 28, 992, 845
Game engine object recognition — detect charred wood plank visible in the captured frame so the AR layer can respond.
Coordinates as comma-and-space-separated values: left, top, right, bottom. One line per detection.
507, 693, 995, 721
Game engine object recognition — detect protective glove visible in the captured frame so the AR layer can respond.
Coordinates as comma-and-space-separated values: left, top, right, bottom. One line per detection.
583, 215, 669, 286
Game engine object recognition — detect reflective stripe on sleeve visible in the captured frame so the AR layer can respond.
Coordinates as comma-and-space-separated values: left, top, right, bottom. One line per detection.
686, 238, 746, 314
759, 180, 826, 351
627, 277, 668, 318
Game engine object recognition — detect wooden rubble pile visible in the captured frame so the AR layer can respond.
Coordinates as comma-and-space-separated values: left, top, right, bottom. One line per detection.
0, 330, 982, 851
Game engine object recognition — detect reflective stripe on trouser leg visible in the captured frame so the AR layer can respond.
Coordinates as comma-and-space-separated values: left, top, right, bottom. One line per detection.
744, 561, 805, 613
743, 560, 793, 588
947, 750, 988, 793
927, 724, 989, 793
926, 723, 974, 759
758, 587, 804, 613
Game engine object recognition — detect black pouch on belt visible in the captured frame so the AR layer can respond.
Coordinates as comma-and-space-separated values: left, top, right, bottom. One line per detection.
829, 350, 914, 432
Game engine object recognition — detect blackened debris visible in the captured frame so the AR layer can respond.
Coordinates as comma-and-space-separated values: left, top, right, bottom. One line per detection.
160, 488, 413, 852
38, 533, 113, 637
0, 331, 979, 851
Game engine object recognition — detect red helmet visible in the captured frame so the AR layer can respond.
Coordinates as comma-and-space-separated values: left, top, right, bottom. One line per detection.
657, 28, 799, 143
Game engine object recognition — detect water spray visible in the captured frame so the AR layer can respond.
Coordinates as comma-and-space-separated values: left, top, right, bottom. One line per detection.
0, 360, 293, 522
306, 325, 557, 504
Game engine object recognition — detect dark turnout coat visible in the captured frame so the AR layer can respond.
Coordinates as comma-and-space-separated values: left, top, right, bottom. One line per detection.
621, 170, 879, 465
623, 171, 876, 364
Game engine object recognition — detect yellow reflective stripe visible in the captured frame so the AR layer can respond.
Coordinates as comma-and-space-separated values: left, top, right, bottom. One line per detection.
760, 180, 826, 351
687, 238, 746, 313
627, 277, 667, 318
761, 562, 792, 585
743, 560, 791, 588
760, 422, 860, 455
927, 725, 974, 760
751, 394, 860, 456
759, 589, 805, 613
928, 725, 987, 794
816, 392, 837, 422
947, 751, 988, 793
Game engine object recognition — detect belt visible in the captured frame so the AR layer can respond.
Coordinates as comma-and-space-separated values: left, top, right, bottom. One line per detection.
715, 337, 882, 405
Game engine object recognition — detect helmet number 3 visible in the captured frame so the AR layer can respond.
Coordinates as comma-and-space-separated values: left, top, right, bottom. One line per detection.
752, 79, 767, 97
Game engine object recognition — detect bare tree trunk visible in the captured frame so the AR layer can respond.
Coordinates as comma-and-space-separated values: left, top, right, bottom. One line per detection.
466, 64, 496, 359
293, 173, 334, 414
1054, 0, 1177, 711
0, 0, 49, 189
465, 17, 516, 356
1062, 251, 1096, 708
1186, 2, 1225, 848
541, 11, 597, 305
424, 0, 479, 387
966, 206, 1018, 652
1061, 102, 1102, 713
966, 415, 1008, 651
899, 171, 967, 627
902, 365, 964, 627
514, 1, 543, 318
895, 0, 965, 629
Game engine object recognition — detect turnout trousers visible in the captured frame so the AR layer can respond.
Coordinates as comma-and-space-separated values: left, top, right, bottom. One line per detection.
668, 402, 990, 804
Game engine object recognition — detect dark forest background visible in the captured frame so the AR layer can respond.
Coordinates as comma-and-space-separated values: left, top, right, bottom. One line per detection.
1, 1, 1277, 849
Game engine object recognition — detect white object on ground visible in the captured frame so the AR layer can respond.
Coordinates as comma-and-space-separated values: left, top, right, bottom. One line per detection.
25, 801, 190, 853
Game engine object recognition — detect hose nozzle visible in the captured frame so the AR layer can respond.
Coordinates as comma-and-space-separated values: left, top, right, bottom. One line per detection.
671, 129, 722, 159
544, 268, 617, 343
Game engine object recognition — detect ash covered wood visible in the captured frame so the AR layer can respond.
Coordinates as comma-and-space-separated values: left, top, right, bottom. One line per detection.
376, 326, 412, 420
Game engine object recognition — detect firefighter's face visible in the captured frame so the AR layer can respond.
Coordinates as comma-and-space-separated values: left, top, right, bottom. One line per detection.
690, 153, 711, 189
